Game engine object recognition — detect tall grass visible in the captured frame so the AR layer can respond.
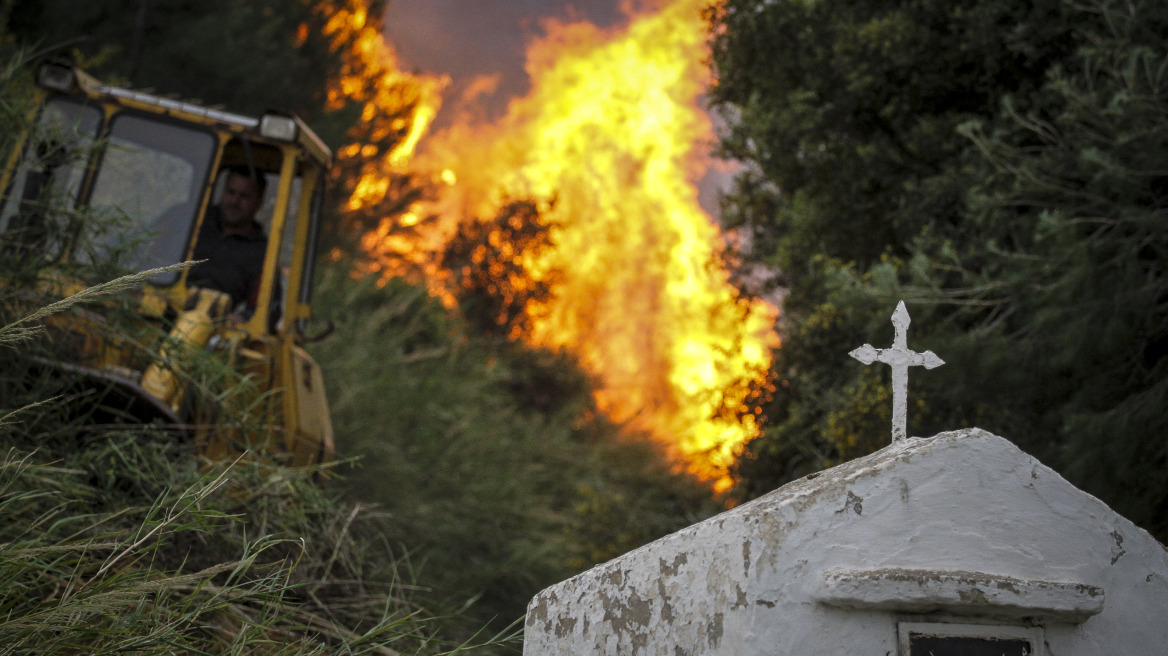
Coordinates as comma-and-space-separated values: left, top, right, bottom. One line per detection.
0, 299, 515, 654
0, 52, 512, 654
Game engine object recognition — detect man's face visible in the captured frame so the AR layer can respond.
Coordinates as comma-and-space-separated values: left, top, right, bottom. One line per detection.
220, 173, 263, 229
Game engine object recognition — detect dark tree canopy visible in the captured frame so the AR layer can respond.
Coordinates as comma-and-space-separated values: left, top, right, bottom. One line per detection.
709, 0, 1076, 271
4, 0, 356, 128
710, 0, 1168, 539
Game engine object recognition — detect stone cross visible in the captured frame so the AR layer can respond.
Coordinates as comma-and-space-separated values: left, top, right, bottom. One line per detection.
849, 301, 944, 442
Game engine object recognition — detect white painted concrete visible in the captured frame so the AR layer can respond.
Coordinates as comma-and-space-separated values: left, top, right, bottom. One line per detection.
523, 428, 1168, 654
817, 567, 1103, 622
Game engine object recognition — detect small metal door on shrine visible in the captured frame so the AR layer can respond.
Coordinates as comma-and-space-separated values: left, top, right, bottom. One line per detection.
898, 622, 1043, 656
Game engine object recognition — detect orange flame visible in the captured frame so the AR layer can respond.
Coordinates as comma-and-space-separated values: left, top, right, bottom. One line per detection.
350, 0, 779, 489
320, 0, 446, 211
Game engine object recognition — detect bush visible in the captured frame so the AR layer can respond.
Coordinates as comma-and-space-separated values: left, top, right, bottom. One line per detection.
309, 264, 721, 635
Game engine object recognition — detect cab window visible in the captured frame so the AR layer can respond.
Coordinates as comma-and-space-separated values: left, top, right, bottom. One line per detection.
84, 113, 215, 284
0, 98, 101, 255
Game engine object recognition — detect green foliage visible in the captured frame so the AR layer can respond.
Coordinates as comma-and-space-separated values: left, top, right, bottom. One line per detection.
708, 0, 1077, 272
950, 0, 1168, 536
730, 258, 911, 497
707, 0, 1081, 498
0, 48, 34, 159
712, 0, 1168, 540
308, 263, 720, 636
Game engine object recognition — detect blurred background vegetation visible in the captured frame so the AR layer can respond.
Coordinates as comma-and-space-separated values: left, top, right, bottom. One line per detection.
4, 0, 1168, 650
0, 0, 720, 650
709, 0, 1168, 541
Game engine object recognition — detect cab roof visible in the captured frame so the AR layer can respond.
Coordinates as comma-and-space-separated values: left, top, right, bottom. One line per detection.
37, 61, 333, 167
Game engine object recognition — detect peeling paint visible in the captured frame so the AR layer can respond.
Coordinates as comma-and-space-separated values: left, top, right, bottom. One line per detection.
732, 584, 748, 609
995, 579, 1021, 594
657, 579, 675, 623
660, 553, 688, 576
527, 590, 552, 633
835, 490, 863, 516
554, 616, 576, 638
600, 587, 652, 638
523, 429, 1168, 655
705, 612, 723, 648
1111, 531, 1126, 565
957, 587, 990, 605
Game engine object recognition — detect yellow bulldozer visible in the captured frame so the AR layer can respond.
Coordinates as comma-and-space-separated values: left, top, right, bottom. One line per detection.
0, 61, 335, 468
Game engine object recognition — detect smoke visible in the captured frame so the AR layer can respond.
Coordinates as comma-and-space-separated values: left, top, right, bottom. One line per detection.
383, 0, 626, 127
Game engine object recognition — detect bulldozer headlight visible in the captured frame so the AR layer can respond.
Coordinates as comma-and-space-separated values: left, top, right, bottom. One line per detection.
37, 63, 76, 92
260, 114, 298, 142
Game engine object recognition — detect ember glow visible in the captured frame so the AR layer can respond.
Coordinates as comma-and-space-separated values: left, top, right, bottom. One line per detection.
341, 0, 779, 489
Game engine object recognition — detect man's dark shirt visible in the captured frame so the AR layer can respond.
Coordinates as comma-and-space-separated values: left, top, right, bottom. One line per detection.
188, 206, 266, 307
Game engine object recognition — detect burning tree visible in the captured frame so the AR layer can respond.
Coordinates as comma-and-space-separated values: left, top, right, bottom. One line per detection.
353, 0, 779, 490
442, 198, 561, 340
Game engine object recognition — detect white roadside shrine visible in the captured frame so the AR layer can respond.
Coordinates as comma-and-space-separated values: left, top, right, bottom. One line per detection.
523, 303, 1168, 655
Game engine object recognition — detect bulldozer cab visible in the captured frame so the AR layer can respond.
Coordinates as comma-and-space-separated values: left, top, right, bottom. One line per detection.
0, 61, 335, 468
